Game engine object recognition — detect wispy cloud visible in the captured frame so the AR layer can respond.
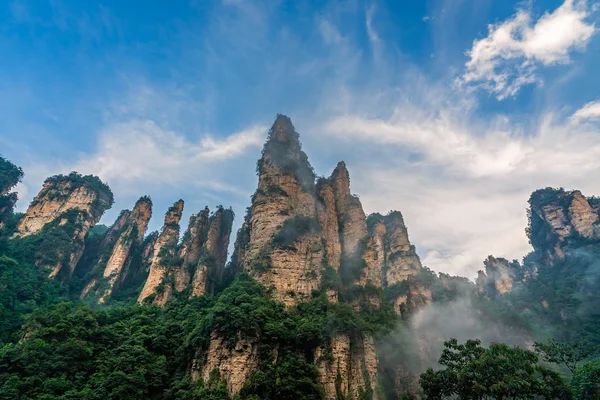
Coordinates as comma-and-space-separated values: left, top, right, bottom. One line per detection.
456, 0, 596, 99
74, 120, 264, 195
571, 99, 600, 122
318, 75, 600, 278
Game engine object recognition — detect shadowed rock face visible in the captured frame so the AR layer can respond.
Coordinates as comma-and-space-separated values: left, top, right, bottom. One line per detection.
80, 197, 152, 303
175, 208, 210, 292
476, 256, 527, 298
138, 200, 184, 305
190, 207, 234, 297
15, 173, 113, 278
528, 188, 600, 261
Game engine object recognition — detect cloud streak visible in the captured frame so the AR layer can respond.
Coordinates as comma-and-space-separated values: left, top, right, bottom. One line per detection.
571, 99, 600, 122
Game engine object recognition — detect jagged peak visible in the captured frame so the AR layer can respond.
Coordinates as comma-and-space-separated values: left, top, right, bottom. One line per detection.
164, 199, 184, 227
330, 161, 349, 181
258, 114, 315, 190
135, 195, 152, 207
329, 161, 351, 204
269, 114, 297, 143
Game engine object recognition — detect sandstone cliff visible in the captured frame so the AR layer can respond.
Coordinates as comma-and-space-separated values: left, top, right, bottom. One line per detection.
175, 208, 210, 292
189, 207, 234, 297
15, 173, 113, 278
191, 332, 259, 395
240, 114, 321, 306
138, 200, 184, 305
476, 256, 528, 297
315, 334, 379, 400
80, 196, 152, 302
528, 188, 600, 261
208, 114, 428, 397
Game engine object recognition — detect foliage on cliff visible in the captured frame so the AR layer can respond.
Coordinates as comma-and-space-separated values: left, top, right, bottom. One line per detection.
257, 114, 315, 191
39, 171, 114, 208
0, 156, 23, 195
0, 156, 23, 226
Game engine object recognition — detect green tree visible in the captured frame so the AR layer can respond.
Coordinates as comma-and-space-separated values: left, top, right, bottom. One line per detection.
420, 338, 572, 399
534, 338, 597, 374
571, 360, 600, 400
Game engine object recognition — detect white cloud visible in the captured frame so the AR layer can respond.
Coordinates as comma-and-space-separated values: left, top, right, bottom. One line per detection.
74, 120, 265, 195
571, 100, 600, 122
457, 0, 596, 99
319, 84, 600, 278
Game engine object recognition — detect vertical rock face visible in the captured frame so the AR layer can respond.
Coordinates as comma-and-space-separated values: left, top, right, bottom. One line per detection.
315, 334, 379, 400
365, 211, 430, 315
528, 188, 600, 261
190, 207, 234, 297
316, 179, 342, 271
81, 197, 152, 302
332, 162, 368, 258
138, 200, 184, 305
15, 173, 113, 278
175, 208, 209, 292
191, 332, 259, 395
239, 115, 321, 306
476, 256, 515, 296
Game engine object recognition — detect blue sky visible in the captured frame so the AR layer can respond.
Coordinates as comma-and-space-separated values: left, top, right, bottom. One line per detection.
1, 0, 599, 278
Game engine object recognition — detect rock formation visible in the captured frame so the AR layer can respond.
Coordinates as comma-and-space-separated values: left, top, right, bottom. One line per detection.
135, 202, 235, 305
15, 173, 113, 278
80, 196, 152, 302
191, 332, 259, 395
201, 114, 427, 398
315, 334, 379, 400
189, 207, 234, 297
174, 208, 210, 292
138, 200, 184, 305
475, 256, 531, 297
528, 188, 600, 261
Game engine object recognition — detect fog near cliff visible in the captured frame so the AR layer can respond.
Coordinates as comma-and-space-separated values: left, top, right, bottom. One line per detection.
379, 293, 530, 378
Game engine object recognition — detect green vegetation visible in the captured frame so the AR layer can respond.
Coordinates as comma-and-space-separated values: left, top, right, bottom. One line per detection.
35, 171, 114, 210
420, 339, 571, 399
571, 359, 600, 400
0, 156, 23, 195
535, 338, 597, 374
0, 156, 23, 226
0, 269, 399, 399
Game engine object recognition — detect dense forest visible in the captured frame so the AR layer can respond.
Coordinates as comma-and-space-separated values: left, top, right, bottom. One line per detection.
1, 117, 600, 399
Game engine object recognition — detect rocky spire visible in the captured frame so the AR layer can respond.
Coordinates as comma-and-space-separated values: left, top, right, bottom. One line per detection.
190, 207, 234, 296
196, 115, 429, 398
81, 196, 152, 302
331, 162, 368, 257
15, 173, 113, 278
316, 178, 342, 271
138, 199, 184, 305
174, 207, 210, 292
